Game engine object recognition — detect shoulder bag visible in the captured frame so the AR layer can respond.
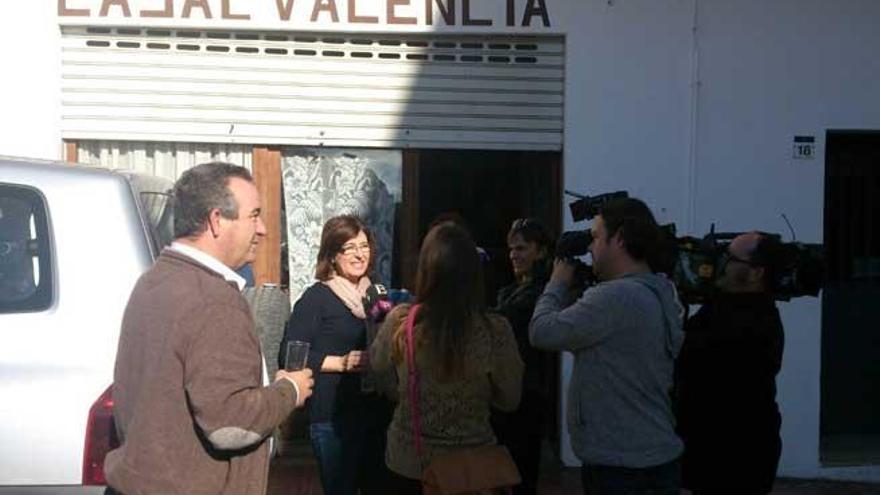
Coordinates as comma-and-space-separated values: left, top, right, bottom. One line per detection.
404, 305, 521, 495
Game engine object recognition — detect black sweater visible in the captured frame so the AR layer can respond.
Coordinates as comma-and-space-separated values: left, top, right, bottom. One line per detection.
494, 276, 549, 396
675, 292, 784, 493
279, 283, 371, 423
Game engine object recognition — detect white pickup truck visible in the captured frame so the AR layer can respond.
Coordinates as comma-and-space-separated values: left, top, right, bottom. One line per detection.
0, 156, 173, 493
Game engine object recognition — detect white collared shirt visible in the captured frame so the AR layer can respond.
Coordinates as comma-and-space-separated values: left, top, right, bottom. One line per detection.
169, 242, 246, 291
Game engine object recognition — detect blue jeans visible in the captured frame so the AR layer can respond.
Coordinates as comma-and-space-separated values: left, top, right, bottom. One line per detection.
310, 419, 387, 495
581, 458, 681, 495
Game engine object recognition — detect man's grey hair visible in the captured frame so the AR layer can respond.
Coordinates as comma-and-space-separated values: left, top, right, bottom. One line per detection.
172, 162, 253, 239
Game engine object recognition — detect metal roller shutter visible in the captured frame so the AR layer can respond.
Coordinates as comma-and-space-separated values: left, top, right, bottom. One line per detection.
61, 26, 564, 150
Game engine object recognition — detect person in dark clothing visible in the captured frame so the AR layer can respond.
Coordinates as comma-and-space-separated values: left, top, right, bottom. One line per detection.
279, 215, 390, 495
492, 217, 554, 495
676, 231, 785, 495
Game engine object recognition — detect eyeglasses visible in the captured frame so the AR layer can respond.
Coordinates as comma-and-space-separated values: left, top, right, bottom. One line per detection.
340, 242, 370, 257
720, 251, 760, 269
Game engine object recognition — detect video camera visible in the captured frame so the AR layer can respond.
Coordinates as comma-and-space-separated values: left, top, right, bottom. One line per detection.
554, 191, 631, 288
556, 190, 825, 304
671, 226, 824, 304
568, 190, 630, 224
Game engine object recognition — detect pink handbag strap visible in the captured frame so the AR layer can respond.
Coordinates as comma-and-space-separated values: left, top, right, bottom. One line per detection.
404, 304, 423, 456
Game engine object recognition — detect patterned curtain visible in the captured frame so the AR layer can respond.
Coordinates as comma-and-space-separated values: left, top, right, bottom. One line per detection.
281, 148, 401, 305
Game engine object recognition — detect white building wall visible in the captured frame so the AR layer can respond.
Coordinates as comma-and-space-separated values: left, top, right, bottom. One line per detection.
1, 0, 879, 482
0, 2, 62, 160
556, 0, 880, 481
558, 0, 693, 226
555, 0, 694, 466
693, 0, 880, 481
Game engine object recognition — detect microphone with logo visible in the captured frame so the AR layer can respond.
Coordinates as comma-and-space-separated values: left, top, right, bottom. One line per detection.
361, 283, 412, 393
364, 284, 393, 323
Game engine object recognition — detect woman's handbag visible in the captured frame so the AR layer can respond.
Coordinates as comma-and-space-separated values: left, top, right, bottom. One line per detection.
403, 305, 521, 495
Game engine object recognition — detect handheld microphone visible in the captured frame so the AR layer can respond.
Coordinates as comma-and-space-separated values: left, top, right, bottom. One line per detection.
363, 284, 394, 323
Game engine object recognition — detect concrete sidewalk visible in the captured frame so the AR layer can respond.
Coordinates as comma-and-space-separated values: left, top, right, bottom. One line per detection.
268, 453, 880, 495
771, 479, 880, 495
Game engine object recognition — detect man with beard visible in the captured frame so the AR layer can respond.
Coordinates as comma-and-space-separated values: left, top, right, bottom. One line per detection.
530, 197, 684, 495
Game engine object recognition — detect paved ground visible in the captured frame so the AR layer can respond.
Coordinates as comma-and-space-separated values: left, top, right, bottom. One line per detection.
769, 479, 880, 495
267, 452, 880, 495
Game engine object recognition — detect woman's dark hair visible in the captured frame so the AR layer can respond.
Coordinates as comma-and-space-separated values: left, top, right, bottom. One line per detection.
598, 197, 671, 272
314, 214, 374, 281
399, 222, 486, 380
507, 217, 555, 255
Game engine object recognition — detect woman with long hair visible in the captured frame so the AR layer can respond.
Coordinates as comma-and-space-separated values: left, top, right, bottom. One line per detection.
370, 221, 524, 493
279, 214, 389, 495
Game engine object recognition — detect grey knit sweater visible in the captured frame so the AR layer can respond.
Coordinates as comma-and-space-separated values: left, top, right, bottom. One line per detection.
530, 272, 684, 468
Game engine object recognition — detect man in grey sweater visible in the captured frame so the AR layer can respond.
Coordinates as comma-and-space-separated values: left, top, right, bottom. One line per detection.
530, 197, 684, 495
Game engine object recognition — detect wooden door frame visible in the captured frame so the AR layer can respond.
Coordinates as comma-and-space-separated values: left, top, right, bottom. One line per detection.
252, 146, 283, 286
64, 140, 77, 164
400, 150, 421, 290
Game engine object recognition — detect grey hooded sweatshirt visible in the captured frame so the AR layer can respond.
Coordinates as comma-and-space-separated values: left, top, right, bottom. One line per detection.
530, 272, 684, 468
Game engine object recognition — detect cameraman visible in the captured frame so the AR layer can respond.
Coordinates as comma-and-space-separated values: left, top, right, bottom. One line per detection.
530, 198, 684, 495
676, 232, 784, 495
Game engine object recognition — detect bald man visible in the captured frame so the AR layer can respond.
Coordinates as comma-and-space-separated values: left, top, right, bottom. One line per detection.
676, 232, 785, 495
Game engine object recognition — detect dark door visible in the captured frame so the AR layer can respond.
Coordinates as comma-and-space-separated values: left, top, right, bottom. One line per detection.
821, 131, 880, 465
395, 148, 563, 447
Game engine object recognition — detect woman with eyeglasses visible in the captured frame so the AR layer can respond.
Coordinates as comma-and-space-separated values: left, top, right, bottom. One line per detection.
491, 217, 555, 495
279, 214, 390, 495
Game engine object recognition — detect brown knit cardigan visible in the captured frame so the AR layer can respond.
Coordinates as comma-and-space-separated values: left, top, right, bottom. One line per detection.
105, 250, 298, 495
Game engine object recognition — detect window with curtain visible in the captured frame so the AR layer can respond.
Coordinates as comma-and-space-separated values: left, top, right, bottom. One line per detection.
281, 148, 401, 305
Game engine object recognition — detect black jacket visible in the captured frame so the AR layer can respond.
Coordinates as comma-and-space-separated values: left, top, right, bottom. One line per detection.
676, 292, 784, 494
495, 274, 550, 396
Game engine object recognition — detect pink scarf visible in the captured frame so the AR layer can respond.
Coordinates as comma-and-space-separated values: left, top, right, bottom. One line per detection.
322, 275, 372, 319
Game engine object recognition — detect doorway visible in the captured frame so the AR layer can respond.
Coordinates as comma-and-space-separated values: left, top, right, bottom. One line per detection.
396, 148, 563, 448
821, 131, 880, 466
398, 149, 561, 295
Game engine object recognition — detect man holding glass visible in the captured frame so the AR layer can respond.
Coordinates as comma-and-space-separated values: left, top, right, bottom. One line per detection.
105, 162, 314, 495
